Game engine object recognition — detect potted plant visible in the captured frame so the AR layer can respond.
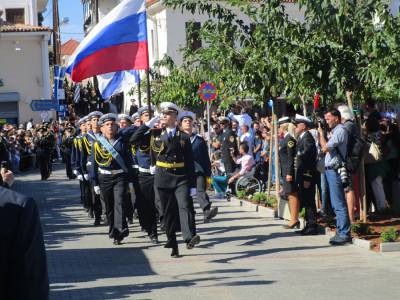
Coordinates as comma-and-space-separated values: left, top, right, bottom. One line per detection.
251, 192, 267, 204
380, 227, 400, 252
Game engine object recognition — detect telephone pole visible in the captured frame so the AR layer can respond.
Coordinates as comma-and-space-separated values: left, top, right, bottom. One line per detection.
52, 0, 61, 65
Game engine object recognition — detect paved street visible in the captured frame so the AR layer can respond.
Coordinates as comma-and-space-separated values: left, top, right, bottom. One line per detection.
14, 164, 400, 300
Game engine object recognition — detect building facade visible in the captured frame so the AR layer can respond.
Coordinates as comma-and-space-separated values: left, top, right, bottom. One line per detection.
0, 0, 51, 124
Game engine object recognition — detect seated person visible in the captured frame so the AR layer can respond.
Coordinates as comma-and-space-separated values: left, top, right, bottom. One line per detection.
228, 142, 255, 185
212, 142, 255, 196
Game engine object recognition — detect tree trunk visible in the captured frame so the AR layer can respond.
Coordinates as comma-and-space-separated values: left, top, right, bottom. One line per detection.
346, 90, 354, 111
273, 114, 280, 201
267, 118, 274, 197
300, 95, 307, 116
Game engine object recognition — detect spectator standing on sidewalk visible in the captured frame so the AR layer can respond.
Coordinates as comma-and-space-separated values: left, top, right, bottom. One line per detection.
318, 108, 351, 245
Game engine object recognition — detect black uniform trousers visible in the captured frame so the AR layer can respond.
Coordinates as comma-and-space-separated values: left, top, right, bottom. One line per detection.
37, 155, 50, 180
157, 182, 195, 247
64, 154, 74, 179
194, 175, 211, 211
136, 173, 158, 238
79, 179, 92, 210
89, 182, 103, 221
99, 173, 129, 240
297, 178, 317, 227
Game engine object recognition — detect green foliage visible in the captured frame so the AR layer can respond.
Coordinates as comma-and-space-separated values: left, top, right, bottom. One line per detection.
299, 208, 305, 218
236, 190, 247, 199
251, 192, 267, 204
380, 227, 399, 243
160, 0, 400, 108
265, 195, 278, 208
351, 223, 370, 235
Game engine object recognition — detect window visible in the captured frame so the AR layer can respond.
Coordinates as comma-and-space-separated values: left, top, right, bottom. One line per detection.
5, 8, 25, 24
186, 22, 202, 51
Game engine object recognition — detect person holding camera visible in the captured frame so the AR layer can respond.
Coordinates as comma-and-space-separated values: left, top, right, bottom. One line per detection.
318, 109, 351, 245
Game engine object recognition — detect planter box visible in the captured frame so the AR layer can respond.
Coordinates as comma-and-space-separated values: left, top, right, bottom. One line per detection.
380, 242, 400, 253
229, 197, 277, 218
277, 198, 291, 221
256, 204, 277, 218
352, 238, 372, 250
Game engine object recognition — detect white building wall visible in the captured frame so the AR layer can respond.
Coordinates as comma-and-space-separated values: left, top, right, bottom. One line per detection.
0, 0, 42, 25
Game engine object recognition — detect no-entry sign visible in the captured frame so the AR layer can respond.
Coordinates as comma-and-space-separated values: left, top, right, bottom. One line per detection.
198, 82, 218, 102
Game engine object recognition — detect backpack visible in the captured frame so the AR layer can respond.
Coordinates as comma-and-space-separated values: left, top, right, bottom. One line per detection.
344, 124, 366, 173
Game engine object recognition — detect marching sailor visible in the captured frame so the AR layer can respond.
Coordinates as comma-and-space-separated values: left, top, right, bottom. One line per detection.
130, 102, 200, 257
128, 106, 159, 243
179, 111, 218, 223
93, 113, 136, 245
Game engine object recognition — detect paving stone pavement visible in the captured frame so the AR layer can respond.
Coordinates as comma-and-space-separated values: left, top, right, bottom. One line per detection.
13, 164, 400, 300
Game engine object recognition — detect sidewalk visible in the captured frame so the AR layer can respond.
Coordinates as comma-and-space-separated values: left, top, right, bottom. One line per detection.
14, 164, 400, 300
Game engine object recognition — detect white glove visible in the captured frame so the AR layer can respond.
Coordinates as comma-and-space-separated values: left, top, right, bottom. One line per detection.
94, 186, 101, 195
73, 170, 79, 176
77, 175, 83, 181
145, 115, 160, 128
84, 174, 89, 181
128, 182, 134, 193
190, 188, 197, 197
150, 165, 156, 175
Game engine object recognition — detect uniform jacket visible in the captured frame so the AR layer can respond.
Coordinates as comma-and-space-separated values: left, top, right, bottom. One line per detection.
295, 131, 317, 183
0, 186, 49, 300
191, 134, 212, 177
279, 133, 296, 178
130, 125, 196, 189
220, 128, 238, 173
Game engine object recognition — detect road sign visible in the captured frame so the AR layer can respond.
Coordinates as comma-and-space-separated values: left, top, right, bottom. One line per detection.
198, 82, 218, 102
30, 99, 56, 111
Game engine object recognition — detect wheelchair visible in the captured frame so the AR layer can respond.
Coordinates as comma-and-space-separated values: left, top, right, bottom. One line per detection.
225, 167, 265, 201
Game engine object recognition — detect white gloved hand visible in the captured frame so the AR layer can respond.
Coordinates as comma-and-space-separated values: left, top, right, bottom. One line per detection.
145, 115, 160, 128
190, 188, 197, 197
128, 182, 134, 193
84, 174, 89, 181
73, 170, 79, 176
94, 186, 101, 195
150, 165, 156, 175
77, 175, 83, 181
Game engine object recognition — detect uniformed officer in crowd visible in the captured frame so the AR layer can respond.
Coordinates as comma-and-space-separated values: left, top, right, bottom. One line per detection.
132, 102, 200, 257
217, 117, 238, 175
72, 117, 92, 212
85, 111, 104, 224
294, 114, 318, 235
93, 113, 135, 245
34, 124, 53, 180
179, 111, 218, 223
129, 105, 159, 243
60, 125, 76, 179
278, 117, 300, 229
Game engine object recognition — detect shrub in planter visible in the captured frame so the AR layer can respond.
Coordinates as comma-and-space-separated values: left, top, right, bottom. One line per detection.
380, 227, 399, 243
251, 192, 267, 204
265, 196, 278, 208
299, 208, 305, 218
236, 190, 247, 199
351, 223, 370, 235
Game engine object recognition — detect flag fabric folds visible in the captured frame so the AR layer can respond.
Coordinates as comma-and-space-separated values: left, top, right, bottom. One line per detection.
66, 0, 148, 82
54, 65, 66, 112
74, 83, 81, 103
97, 70, 140, 99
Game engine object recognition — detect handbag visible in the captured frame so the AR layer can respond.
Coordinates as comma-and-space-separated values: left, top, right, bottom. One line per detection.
364, 142, 382, 164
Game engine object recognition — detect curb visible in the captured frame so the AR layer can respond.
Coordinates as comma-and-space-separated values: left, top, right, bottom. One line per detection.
230, 197, 277, 218
380, 242, 400, 253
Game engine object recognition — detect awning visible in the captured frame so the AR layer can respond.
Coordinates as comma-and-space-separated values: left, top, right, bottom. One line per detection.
0, 92, 20, 102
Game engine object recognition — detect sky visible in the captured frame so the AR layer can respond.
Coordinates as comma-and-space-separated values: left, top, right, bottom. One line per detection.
43, 0, 84, 43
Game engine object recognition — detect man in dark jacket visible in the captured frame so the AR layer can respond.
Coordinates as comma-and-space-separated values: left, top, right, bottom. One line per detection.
294, 114, 318, 235
0, 168, 49, 300
179, 111, 218, 223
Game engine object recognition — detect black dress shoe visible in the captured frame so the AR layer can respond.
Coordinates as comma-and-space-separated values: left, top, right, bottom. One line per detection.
128, 218, 133, 225
150, 236, 159, 244
204, 207, 219, 223
171, 247, 180, 258
186, 235, 200, 249
94, 219, 101, 226
301, 227, 318, 236
329, 235, 352, 245
113, 239, 122, 245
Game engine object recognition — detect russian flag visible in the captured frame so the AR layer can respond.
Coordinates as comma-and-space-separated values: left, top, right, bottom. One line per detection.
66, 0, 148, 82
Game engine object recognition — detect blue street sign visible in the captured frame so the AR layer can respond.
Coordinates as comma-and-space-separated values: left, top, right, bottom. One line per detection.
30, 99, 56, 111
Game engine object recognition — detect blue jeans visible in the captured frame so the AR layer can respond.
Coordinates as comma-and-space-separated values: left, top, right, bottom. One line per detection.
320, 173, 330, 214
212, 175, 228, 193
325, 169, 350, 237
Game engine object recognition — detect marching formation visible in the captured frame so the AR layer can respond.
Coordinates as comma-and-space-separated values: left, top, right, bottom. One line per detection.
70, 102, 218, 257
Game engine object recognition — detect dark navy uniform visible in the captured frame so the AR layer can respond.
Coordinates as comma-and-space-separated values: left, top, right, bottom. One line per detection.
60, 128, 75, 179
93, 116, 135, 244
0, 186, 49, 300
34, 128, 53, 180
190, 133, 217, 221
279, 133, 297, 195
295, 130, 317, 229
220, 128, 238, 174
129, 126, 158, 242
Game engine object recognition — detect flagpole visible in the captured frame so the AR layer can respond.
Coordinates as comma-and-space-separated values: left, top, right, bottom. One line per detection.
138, 73, 142, 107
146, 68, 151, 118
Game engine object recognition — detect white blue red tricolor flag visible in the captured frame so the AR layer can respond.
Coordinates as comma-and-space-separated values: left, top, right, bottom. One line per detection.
66, 0, 148, 82
98, 70, 141, 99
